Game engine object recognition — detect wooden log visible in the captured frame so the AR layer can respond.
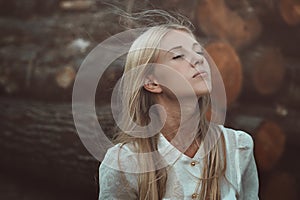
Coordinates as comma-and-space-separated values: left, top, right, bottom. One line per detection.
250, 0, 300, 26
0, 45, 123, 102
261, 171, 298, 200
0, 10, 125, 102
0, 62, 76, 101
204, 40, 243, 106
0, 97, 116, 194
239, 45, 286, 100
279, 0, 300, 26
196, 0, 262, 49
0, 7, 123, 43
254, 120, 286, 171
253, 2, 300, 58
226, 114, 286, 171
258, 140, 300, 199
239, 54, 300, 108
264, 25, 300, 58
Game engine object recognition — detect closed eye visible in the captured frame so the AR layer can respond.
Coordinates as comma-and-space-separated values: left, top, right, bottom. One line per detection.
172, 54, 184, 59
196, 51, 204, 55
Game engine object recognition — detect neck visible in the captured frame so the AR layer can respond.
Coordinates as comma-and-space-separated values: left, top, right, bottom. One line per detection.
156, 95, 202, 156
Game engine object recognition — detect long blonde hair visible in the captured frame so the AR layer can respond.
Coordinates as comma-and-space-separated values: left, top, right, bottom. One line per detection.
114, 17, 227, 200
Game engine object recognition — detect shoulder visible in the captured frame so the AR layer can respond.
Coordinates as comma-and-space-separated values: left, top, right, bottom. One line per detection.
220, 125, 258, 194
101, 142, 138, 173
220, 125, 256, 173
104, 142, 136, 159
99, 162, 138, 199
220, 125, 254, 151
99, 143, 139, 194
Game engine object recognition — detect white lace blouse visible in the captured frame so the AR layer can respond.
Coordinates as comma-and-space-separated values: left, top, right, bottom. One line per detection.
98, 126, 259, 199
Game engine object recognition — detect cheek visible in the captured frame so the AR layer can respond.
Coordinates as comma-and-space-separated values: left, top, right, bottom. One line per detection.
169, 61, 190, 75
154, 67, 191, 91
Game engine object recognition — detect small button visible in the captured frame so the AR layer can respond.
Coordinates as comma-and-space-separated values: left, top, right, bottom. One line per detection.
191, 193, 198, 199
191, 161, 196, 166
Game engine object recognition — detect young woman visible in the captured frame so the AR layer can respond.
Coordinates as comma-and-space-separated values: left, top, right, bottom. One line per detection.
98, 11, 259, 200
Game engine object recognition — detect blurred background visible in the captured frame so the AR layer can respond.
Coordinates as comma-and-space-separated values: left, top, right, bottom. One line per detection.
0, 0, 299, 199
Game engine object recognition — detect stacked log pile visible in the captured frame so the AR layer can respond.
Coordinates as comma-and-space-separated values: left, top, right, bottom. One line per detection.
0, 0, 299, 199
195, 1, 299, 199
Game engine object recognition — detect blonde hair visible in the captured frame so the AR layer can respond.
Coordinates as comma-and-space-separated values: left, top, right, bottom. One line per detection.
114, 11, 227, 200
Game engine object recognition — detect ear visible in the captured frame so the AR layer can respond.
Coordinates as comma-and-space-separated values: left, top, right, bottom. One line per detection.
143, 76, 162, 94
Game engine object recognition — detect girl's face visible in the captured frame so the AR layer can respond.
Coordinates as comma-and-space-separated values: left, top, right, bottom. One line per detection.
154, 29, 211, 98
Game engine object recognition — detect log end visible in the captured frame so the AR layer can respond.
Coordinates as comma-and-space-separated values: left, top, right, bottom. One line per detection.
280, 0, 300, 26
196, 0, 262, 49
205, 41, 242, 106
254, 120, 286, 171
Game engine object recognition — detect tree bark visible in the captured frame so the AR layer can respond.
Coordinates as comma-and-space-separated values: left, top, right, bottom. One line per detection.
0, 63, 75, 101
0, 12, 125, 102
0, 97, 116, 194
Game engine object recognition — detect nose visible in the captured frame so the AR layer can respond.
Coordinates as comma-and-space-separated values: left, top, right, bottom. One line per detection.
191, 53, 204, 68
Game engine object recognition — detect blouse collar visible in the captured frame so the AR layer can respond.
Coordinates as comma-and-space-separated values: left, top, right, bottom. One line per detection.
157, 133, 206, 165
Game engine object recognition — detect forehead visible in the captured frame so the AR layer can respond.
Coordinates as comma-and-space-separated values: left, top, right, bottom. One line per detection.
159, 29, 199, 50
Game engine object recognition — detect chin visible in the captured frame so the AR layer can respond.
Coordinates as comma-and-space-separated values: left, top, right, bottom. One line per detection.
194, 85, 211, 97
194, 81, 211, 94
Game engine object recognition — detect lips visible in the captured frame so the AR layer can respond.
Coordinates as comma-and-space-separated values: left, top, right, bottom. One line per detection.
192, 71, 208, 78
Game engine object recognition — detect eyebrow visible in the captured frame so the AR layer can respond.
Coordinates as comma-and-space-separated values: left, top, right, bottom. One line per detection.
167, 45, 182, 52
167, 43, 203, 53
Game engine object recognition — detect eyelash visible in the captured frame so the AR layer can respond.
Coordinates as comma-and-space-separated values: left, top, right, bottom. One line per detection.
172, 54, 184, 59
172, 52, 204, 60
